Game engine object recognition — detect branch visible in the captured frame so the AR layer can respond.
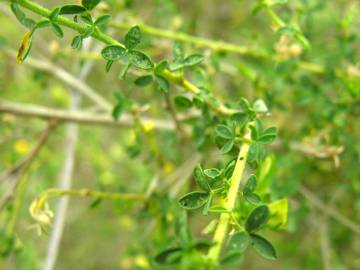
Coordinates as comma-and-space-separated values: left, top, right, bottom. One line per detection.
0, 120, 57, 221
43, 40, 94, 270
207, 126, 252, 266
298, 185, 360, 235
109, 22, 334, 77
14, 0, 237, 116
0, 100, 175, 130
17, 0, 120, 46
4, 49, 112, 111
110, 21, 259, 56
164, 93, 186, 137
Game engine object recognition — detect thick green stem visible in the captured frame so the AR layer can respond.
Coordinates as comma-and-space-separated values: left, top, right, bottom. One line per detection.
207, 126, 252, 267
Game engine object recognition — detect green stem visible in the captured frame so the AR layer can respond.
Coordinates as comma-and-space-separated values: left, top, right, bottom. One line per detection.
111, 22, 264, 57
38, 188, 145, 203
6, 174, 30, 234
265, 6, 286, 29
16, 0, 236, 116
207, 126, 252, 267
17, 0, 123, 47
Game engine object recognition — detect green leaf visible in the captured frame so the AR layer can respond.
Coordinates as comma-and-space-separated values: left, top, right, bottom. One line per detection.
134, 75, 153, 87
193, 164, 210, 192
155, 75, 169, 93
267, 198, 288, 230
215, 124, 234, 139
169, 61, 185, 71
33, 19, 51, 31
127, 50, 153, 69
154, 60, 168, 75
112, 103, 123, 120
154, 247, 183, 265
174, 96, 192, 109
248, 143, 266, 164
175, 211, 192, 247
239, 97, 251, 111
71, 35, 83, 49
80, 14, 93, 25
183, 54, 204, 67
227, 231, 250, 254
252, 3, 264, 15
224, 159, 236, 179
245, 205, 270, 232
191, 239, 215, 251
249, 124, 258, 141
82, 0, 101, 10
269, 0, 288, 6
94, 14, 112, 26
49, 8, 61, 21
202, 219, 218, 235
220, 251, 243, 267
220, 140, 234, 154
173, 42, 184, 61
258, 127, 278, 144
203, 168, 221, 179
243, 175, 257, 194
295, 32, 310, 49
51, 23, 64, 38
277, 26, 296, 36
23, 18, 37, 29
89, 197, 103, 209
202, 193, 213, 215
0, 230, 15, 257
125, 26, 141, 49
11, 3, 35, 29
178, 191, 209, 210
250, 234, 277, 260
244, 193, 261, 205
82, 26, 94, 38
118, 63, 131, 80
253, 99, 269, 114
105, 60, 113, 72
11, 3, 26, 23
101, 45, 126, 61
59, 5, 86, 15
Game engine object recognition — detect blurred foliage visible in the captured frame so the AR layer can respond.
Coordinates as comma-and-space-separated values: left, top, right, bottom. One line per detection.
0, 0, 360, 269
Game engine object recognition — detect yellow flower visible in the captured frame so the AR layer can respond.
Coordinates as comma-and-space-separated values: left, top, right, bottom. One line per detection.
142, 121, 155, 132
14, 139, 30, 154
162, 162, 175, 175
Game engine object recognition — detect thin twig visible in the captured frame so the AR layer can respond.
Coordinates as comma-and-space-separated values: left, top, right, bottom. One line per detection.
0, 100, 175, 130
0, 120, 57, 212
43, 40, 94, 270
164, 93, 187, 137
4, 49, 112, 111
299, 185, 360, 235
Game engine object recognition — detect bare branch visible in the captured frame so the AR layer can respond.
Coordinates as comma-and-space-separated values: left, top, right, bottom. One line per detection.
0, 100, 175, 130
299, 185, 360, 235
0, 121, 58, 211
